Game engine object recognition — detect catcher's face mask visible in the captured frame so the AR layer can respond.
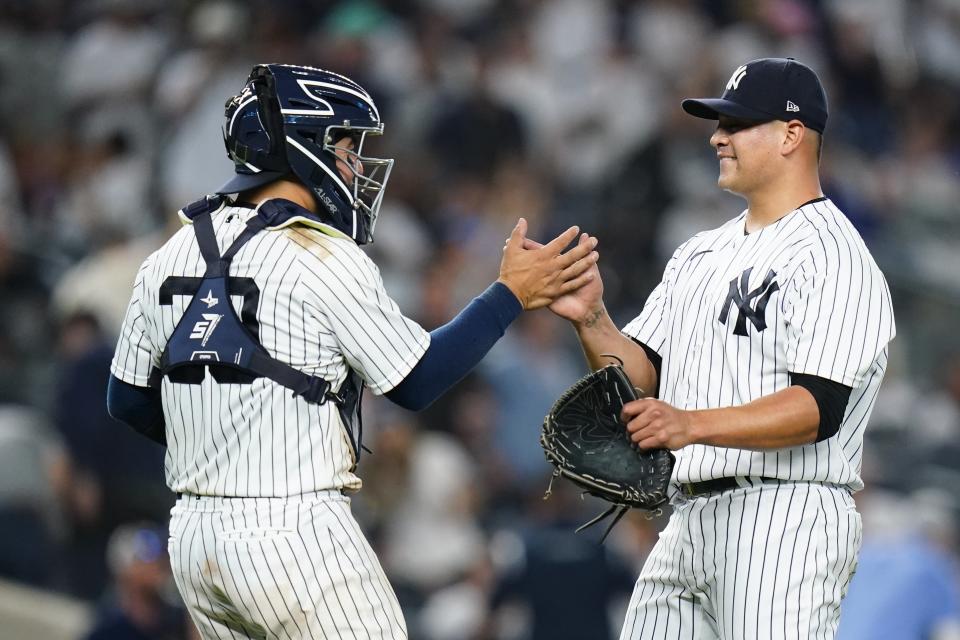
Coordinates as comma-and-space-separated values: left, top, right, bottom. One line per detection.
218, 64, 394, 245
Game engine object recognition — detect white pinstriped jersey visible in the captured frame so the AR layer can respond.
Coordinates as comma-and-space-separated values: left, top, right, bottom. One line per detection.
623, 198, 894, 490
111, 201, 430, 497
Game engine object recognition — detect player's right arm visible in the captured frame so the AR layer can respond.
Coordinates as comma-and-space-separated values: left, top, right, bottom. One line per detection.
525, 236, 660, 395
385, 219, 598, 410
550, 264, 659, 396
313, 219, 599, 411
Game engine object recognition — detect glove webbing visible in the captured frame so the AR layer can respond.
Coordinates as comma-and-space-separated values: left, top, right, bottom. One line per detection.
576, 503, 630, 543
542, 469, 633, 544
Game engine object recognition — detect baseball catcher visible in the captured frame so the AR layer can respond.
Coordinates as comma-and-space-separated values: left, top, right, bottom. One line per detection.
540, 357, 675, 541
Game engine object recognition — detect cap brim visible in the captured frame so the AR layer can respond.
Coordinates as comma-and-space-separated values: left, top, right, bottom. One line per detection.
681, 98, 773, 122
215, 170, 286, 195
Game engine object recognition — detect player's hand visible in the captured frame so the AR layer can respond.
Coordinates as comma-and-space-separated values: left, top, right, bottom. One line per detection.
498, 218, 599, 310
523, 233, 605, 324
622, 398, 696, 451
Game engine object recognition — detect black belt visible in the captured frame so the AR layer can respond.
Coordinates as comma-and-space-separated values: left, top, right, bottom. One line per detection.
176, 490, 346, 499
679, 476, 780, 497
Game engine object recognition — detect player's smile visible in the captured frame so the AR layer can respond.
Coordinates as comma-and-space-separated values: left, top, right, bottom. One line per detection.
711, 115, 773, 191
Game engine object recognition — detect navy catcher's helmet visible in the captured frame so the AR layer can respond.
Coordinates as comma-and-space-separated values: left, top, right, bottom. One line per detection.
218, 64, 394, 244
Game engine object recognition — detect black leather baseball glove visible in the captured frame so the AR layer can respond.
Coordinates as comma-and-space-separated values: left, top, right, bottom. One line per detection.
540, 361, 675, 541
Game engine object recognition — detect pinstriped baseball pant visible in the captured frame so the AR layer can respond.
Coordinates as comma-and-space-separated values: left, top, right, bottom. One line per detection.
619, 482, 862, 640
168, 492, 407, 639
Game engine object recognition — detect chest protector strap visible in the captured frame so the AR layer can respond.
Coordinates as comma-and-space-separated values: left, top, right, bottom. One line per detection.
154, 197, 366, 462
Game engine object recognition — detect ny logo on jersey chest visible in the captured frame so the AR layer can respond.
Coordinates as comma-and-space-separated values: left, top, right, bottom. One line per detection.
718, 267, 780, 336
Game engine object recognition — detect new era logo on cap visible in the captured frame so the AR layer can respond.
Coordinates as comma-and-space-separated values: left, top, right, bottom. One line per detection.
681, 58, 828, 133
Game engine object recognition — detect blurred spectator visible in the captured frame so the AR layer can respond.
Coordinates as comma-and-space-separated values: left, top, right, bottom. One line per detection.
55, 312, 171, 599
0, 141, 25, 238
382, 431, 486, 599
0, 405, 69, 588
51, 216, 174, 339
0, 224, 52, 406
61, 0, 167, 108
153, 1, 251, 120
82, 522, 187, 640
591, 119, 674, 315
838, 489, 960, 640
417, 554, 495, 640
485, 480, 636, 640
54, 117, 155, 257
627, 0, 711, 80
480, 311, 582, 487
427, 65, 526, 181
914, 0, 960, 85
350, 399, 418, 541
155, 1, 255, 209
0, 2, 67, 139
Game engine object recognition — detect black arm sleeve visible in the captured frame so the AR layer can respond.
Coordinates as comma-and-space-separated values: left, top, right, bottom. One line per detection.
788, 372, 852, 442
106, 375, 167, 445
628, 337, 662, 399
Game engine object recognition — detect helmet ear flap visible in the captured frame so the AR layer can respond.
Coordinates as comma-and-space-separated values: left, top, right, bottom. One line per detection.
250, 66, 286, 157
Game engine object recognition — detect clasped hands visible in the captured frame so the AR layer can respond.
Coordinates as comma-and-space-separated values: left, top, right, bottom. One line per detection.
496, 217, 599, 310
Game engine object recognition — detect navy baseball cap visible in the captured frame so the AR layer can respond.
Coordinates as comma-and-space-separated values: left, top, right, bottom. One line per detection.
682, 58, 828, 133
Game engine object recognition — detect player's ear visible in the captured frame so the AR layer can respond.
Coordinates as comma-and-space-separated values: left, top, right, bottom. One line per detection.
781, 120, 806, 157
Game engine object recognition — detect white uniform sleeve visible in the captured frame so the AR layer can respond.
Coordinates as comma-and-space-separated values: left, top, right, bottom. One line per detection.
783, 246, 895, 387
110, 257, 159, 387
622, 241, 689, 352
302, 245, 430, 395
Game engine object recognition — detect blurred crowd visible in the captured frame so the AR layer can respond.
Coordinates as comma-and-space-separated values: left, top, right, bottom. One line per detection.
0, 0, 959, 638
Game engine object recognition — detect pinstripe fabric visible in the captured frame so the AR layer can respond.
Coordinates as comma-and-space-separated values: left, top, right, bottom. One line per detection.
112, 201, 429, 638
622, 199, 895, 489
619, 483, 862, 640
169, 493, 406, 639
618, 198, 889, 639
111, 203, 430, 495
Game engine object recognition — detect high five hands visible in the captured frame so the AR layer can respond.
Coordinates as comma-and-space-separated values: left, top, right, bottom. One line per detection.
505, 221, 603, 321
497, 218, 599, 310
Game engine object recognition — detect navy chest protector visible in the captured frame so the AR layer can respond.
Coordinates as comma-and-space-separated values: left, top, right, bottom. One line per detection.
151, 196, 367, 462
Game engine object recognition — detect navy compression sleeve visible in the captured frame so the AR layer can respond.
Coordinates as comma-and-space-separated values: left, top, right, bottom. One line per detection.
107, 375, 166, 445
386, 282, 522, 411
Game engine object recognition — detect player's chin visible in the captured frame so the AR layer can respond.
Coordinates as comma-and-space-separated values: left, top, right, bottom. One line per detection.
716, 169, 740, 192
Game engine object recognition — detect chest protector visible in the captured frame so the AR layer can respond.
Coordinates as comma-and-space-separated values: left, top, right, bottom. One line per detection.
151, 196, 366, 462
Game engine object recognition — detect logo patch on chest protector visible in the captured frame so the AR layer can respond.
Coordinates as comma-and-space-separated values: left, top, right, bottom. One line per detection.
190, 313, 224, 346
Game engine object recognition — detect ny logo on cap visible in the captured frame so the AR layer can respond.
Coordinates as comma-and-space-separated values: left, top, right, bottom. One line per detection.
726, 65, 748, 91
